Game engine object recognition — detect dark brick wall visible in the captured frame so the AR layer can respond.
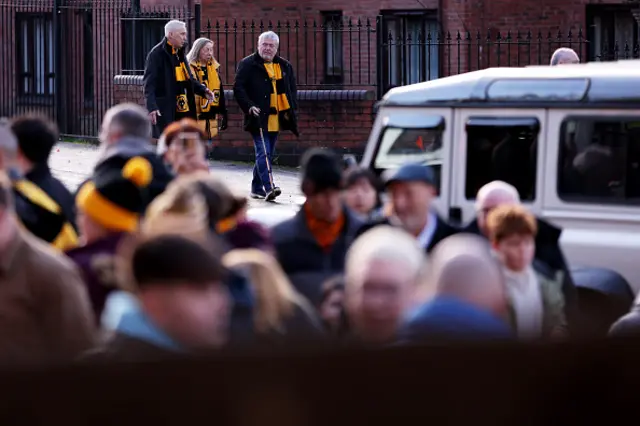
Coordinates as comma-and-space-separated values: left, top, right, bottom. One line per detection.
114, 76, 376, 166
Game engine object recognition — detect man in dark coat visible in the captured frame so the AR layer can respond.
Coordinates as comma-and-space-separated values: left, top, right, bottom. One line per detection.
143, 19, 214, 139
356, 163, 458, 254
233, 31, 298, 202
273, 149, 362, 306
461, 180, 580, 333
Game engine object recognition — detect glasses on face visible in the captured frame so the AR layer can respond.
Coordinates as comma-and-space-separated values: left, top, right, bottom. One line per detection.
173, 132, 203, 150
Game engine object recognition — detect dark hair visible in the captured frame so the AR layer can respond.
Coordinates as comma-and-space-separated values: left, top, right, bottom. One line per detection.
132, 234, 227, 288
10, 114, 58, 164
343, 166, 384, 209
299, 148, 343, 194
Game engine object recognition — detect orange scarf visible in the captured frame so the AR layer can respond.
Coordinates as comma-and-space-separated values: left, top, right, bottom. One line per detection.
304, 203, 345, 250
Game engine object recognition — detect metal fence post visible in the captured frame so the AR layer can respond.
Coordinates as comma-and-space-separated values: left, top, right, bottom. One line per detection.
52, 0, 64, 133
375, 15, 383, 100
194, 3, 201, 39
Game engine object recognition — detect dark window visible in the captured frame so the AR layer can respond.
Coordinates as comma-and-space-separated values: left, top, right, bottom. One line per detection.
558, 117, 640, 204
465, 117, 540, 201
380, 11, 439, 92
83, 11, 94, 103
374, 121, 444, 192
321, 11, 343, 84
121, 13, 169, 74
16, 13, 55, 97
586, 5, 639, 62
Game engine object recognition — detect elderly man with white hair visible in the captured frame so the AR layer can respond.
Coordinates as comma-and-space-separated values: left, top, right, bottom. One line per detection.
462, 180, 579, 331
343, 225, 426, 345
233, 31, 298, 202
143, 19, 215, 139
550, 47, 579, 66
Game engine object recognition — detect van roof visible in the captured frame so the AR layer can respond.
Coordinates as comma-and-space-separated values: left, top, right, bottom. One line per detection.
380, 59, 640, 107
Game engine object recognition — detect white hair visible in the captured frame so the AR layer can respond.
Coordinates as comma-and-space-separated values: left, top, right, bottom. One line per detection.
345, 225, 426, 288
258, 31, 279, 45
165, 20, 186, 37
186, 37, 214, 64
475, 180, 520, 211
550, 47, 579, 65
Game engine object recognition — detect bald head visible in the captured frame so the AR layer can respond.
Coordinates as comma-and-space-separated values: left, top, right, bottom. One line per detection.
476, 181, 519, 211
550, 48, 579, 66
99, 103, 152, 146
429, 234, 508, 318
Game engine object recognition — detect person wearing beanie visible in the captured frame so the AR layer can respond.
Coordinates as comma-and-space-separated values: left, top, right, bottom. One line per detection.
271, 148, 364, 306
66, 156, 154, 323
82, 234, 231, 362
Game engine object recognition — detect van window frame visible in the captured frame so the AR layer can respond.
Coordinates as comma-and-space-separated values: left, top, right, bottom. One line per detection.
463, 115, 541, 202
556, 115, 640, 206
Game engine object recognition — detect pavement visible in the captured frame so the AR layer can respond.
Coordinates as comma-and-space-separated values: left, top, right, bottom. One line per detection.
49, 142, 304, 223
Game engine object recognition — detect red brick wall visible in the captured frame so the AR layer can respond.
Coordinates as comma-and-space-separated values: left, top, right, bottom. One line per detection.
199, 0, 626, 85
113, 76, 375, 166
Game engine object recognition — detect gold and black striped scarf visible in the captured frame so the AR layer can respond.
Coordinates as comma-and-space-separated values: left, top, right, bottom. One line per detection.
263, 62, 291, 132
169, 42, 193, 119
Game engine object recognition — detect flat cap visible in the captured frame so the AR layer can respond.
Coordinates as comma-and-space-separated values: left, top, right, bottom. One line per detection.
383, 163, 435, 187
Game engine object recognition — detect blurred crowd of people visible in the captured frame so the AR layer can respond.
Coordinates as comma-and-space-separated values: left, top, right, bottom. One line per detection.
0, 102, 635, 366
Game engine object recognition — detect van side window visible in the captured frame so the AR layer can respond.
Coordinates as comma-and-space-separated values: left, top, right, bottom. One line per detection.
558, 118, 640, 204
464, 117, 539, 201
374, 121, 444, 192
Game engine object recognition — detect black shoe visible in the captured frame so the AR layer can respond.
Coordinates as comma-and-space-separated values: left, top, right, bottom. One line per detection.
250, 191, 266, 199
265, 187, 281, 202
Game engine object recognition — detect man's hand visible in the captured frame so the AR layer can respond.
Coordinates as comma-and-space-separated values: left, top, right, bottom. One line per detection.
205, 88, 214, 101
149, 110, 161, 125
249, 106, 260, 116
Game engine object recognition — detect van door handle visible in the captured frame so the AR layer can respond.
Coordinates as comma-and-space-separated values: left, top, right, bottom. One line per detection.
449, 206, 462, 225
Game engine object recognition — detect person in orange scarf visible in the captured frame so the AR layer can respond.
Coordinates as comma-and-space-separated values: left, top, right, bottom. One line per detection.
271, 148, 364, 306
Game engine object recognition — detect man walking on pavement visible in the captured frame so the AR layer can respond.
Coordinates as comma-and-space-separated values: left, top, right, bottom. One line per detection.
233, 31, 298, 202
143, 20, 215, 140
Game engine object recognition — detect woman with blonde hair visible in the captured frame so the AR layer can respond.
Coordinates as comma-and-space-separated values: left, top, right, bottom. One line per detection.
223, 248, 324, 347
186, 37, 228, 142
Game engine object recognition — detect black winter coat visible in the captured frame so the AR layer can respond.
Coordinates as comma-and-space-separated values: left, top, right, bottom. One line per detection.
143, 38, 208, 138
233, 52, 298, 136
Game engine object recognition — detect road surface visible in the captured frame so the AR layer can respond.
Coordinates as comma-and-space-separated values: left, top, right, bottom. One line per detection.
49, 142, 304, 223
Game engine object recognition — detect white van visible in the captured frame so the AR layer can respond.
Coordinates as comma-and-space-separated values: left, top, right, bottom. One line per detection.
361, 60, 640, 295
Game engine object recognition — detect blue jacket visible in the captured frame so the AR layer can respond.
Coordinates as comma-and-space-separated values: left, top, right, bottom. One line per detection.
399, 296, 513, 344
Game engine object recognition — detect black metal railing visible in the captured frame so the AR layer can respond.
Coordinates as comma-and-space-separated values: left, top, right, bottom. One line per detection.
1, 0, 640, 140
